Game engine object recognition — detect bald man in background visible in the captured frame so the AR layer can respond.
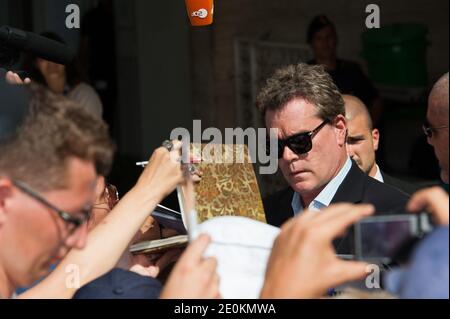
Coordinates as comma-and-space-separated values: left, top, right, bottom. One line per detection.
344, 94, 419, 195
425, 73, 449, 185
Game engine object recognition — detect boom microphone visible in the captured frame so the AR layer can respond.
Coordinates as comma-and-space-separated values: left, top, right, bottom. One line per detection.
0, 26, 75, 65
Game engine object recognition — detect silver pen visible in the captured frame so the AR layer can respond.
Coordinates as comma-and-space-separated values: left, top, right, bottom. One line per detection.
136, 161, 148, 167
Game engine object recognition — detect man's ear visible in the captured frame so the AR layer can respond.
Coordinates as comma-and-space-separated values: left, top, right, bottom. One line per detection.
372, 128, 380, 151
0, 178, 13, 225
333, 115, 347, 147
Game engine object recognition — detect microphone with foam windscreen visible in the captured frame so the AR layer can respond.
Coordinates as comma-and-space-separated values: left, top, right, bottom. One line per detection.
0, 26, 75, 65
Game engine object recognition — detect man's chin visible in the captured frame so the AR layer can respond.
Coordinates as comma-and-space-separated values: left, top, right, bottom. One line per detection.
290, 180, 317, 194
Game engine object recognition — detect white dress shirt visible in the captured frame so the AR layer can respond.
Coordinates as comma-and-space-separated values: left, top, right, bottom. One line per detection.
372, 164, 384, 183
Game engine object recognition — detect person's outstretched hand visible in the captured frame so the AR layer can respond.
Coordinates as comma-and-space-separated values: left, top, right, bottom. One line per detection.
133, 140, 185, 205
261, 203, 375, 299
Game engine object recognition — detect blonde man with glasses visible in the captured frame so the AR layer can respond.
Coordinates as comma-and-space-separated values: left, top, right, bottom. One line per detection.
0, 82, 219, 299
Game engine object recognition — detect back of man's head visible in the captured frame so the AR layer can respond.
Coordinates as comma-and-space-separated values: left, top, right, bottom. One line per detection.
0, 85, 115, 191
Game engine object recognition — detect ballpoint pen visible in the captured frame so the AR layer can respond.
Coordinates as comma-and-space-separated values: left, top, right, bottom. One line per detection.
136, 161, 198, 175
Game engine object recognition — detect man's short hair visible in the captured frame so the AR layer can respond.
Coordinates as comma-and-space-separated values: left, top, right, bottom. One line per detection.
256, 63, 345, 121
344, 95, 374, 130
0, 85, 115, 191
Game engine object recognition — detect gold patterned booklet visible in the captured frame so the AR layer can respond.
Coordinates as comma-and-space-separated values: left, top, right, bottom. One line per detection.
180, 143, 266, 223
131, 144, 280, 298
130, 144, 267, 255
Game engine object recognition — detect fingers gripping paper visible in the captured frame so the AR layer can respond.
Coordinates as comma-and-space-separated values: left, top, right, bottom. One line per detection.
197, 216, 280, 299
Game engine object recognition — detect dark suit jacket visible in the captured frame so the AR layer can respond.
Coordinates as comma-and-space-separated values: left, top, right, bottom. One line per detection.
73, 268, 162, 299
263, 161, 410, 254
381, 171, 421, 196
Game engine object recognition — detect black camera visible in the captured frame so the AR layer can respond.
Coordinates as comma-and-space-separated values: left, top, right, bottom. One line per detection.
354, 213, 433, 264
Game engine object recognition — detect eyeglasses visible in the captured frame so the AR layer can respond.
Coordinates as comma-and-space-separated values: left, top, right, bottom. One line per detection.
104, 183, 119, 209
267, 120, 329, 158
93, 183, 119, 211
12, 179, 91, 233
422, 121, 448, 138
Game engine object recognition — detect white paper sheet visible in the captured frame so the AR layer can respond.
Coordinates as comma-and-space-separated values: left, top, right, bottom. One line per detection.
197, 216, 280, 299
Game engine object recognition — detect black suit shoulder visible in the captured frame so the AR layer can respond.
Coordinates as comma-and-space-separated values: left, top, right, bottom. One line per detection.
381, 172, 422, 196
329, 162, 410, 213
363, 175, 410, 213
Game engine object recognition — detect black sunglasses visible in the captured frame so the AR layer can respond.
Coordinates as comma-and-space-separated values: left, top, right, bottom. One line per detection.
267, 120, 329, 159
12, 179, 91, 232
422, 121, 448, 138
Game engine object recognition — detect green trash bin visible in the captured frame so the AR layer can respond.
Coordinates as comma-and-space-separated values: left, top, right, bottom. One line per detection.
361, 23, 429, 87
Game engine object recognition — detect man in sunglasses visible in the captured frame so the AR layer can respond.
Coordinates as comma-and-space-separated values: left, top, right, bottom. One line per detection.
424, 72, 449, 185
257, 63, 409, 254
344, 94, 420, 195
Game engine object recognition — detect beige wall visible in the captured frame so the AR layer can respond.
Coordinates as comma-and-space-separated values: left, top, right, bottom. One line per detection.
192, 0, 449, 130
